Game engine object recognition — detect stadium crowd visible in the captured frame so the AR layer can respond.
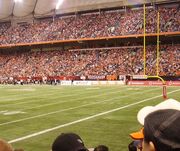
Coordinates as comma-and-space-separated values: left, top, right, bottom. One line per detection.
0, 45, 179, 81
0, 2, 179, 151
0, 7, 179, 45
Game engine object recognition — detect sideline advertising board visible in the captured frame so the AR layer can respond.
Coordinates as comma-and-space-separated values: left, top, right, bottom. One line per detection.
73, 81, 92, 86
128, 81, 180, 86
61, 80, 72, 85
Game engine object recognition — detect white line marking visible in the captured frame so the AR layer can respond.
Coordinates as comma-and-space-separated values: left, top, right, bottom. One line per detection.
0, 88, 158, 126
0, 86, 137, 110
0, 85, 101, 102
3, 111, 26, 115
0, 93, 79, 107
8, 89, 180, 144
0, 87, 117, 107
21, 86, 144, 111
86, 87, 100, 90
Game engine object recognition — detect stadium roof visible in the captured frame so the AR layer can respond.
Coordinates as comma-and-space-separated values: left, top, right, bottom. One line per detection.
0, 0, 178, 22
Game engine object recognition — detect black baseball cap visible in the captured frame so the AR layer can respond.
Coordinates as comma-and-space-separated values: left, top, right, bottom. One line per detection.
52, 133, 88, 151
130, 99, 180, 147
144, 109, 180, 149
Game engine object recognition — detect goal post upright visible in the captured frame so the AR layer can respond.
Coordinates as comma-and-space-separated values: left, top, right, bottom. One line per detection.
143, 4, 167, 100
143, 4, 146, 77
156, 12, 160, 77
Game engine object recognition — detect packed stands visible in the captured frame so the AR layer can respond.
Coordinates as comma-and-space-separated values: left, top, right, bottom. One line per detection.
0, 7, 179, 45
0, 45, 179, 82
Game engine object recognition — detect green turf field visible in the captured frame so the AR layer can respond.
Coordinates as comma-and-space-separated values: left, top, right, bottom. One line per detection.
0, 85, 179, 151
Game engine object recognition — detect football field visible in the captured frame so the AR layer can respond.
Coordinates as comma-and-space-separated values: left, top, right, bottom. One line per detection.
0, 85, 179, 151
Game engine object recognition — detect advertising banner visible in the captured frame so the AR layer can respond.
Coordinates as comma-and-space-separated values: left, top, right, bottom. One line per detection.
128, 81, 180, 86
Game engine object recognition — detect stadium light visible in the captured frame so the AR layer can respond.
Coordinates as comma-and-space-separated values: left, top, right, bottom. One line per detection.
14, 0, 22, 3
56, 0, 64, 9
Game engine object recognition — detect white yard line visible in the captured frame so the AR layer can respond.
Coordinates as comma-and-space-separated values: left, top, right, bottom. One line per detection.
0, 86, 137, 109
0, 93, 78, 107
0, 88, 53, 100
8, 89, 180, 144
0, 87, 117, 106
0, 85, 102, 102
0, 88, 159, 126
21, 86, 146, 111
